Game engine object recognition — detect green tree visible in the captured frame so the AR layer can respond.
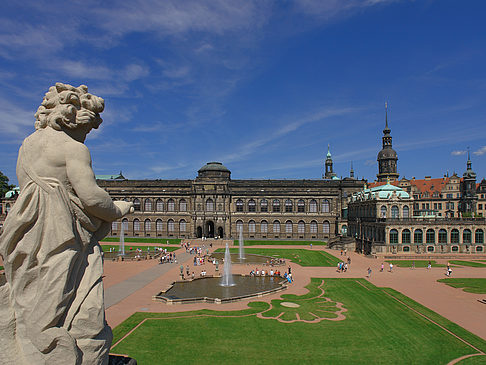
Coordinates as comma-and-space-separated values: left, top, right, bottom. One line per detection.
0, 171, 15, 198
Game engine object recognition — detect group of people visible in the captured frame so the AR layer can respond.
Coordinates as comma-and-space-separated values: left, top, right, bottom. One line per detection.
159, 251, 177, 264
336, 257, 351, 273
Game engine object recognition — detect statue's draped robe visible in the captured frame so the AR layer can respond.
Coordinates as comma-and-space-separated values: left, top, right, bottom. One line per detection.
0, 144, 112, 365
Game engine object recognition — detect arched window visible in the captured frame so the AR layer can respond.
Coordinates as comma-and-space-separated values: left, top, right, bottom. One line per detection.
273, 220, 280, 233
476, 229, 484, 244
179, 199, 187, 211
248, 199, 256, 212
402, 229, 411, 244
167, 199, 175, 212
167, 219, 175, 232
133, 198, 141, 211
261, 220, 268, 233
403, 206, 410, 218
206, 198, 214, 212
273, 199, 280, 212
112, 221, 118, 230
323, 221, 330, 234
133, 219, 140, 231
463, 229, 472, 244
180, 219, 186, 232
144, 199, 152, 211
298, 220, 305, 234
156, 199, 164, 211
391, 205, 399, 219
389, 229, 398, 244
249, 220, 256, 233
286, 220, 293, 233
414, 229, 423, 244
438, 229, 447, 244
309, 200, 317, 213
260, 199, 268, 212
322, 199, 330, 213
122, 218, 129, 231
451, 229, 459, 243
236, 199, 244, 212
285, 199, 293, 213
236, 220, 243, 233
156, 219, 163, 232
426, 229, 435, 244
297, 200, 305, 213
144, 219, 151, 231
310, 220, 318, 233
380, 206, 387, 218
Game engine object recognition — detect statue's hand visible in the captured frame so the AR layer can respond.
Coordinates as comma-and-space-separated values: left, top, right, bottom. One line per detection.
114, 201, 134, 217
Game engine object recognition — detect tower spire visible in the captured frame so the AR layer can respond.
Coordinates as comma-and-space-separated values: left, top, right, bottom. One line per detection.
385, 101, 388, 129
350, 161, 355, 178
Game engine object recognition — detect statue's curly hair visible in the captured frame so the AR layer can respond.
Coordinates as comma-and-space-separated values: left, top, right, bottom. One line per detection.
34, 83, 104, 131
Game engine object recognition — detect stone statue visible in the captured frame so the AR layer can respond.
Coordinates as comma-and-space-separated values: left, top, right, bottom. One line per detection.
0, 83, 133, 364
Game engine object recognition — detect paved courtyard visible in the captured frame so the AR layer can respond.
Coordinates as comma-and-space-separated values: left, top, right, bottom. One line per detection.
103, 242, 486, 341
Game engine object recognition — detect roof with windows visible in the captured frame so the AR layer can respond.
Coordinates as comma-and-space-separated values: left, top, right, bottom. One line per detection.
352, 182, 410, 201
96, 172, 126, 181
5, 186, 20, 198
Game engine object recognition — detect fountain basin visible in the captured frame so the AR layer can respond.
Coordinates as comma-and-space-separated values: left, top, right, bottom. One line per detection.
154, 275, 287, 304
210, 252, 286, 265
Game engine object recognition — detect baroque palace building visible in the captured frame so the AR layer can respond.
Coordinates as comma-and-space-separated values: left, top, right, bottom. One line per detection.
347, 109, 486, 255
97, 157, 365, 240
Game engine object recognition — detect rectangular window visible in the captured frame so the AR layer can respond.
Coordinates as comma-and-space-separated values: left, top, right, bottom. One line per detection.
438, 203, 442, 210
447, 193, 453, 199
479, 204, 483, 210
434, 203, 437, 210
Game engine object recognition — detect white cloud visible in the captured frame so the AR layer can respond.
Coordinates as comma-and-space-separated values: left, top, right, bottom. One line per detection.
451, 150, 467, 156
0, 98, 35, 138
473, 146, 486, 156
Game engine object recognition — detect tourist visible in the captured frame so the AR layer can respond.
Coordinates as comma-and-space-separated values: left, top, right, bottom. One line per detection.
446, 267, 452, 277
270, 269, 274, 276
344, 249, 347, 256
380, 263, 384, 272
337, 262, 341, 272
288, 266, 291, 275
186, 265, 190, 276
347, 257, 351, 265
389, 263, 393, 273
340, 249, 343, 256
310, 243, 313, 249
192, 272, 195, 280
367, 267, 372, 278
344, 263, 348, 272
427, 261, 432, 270
411, 261, 415, 270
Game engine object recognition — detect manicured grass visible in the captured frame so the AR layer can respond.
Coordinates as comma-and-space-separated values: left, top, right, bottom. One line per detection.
233, 240, 327, 246
385, 260, 445, 268
437, 278, 486, 294
215, 248, 340, 267
100, 245, 178, 252
112, 278, 486, 364
448, 260, 486, 268
101, 237, 181, 244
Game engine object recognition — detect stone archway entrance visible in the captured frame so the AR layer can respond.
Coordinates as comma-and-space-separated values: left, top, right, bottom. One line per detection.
206, 221, 215, 238
196, 226, 202, 238
217, 226, 224, 238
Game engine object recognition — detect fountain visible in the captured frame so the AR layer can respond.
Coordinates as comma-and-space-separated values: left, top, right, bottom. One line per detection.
238, 228, 245, 261
220, 243, 235, 287
118, 221, 125, 256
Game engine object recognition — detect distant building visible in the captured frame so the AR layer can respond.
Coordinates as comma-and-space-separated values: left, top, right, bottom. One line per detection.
348, 181, 485, 255
377, 103, 399, 182
98, 161, 364, 240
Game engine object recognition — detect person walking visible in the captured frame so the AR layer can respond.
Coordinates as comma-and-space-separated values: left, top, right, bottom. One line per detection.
367, 267, 372, 278
389, 262, 393, 273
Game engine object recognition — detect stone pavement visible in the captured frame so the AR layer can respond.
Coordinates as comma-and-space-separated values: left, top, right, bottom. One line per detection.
103, 244, 486, 341
105, 251, 192, 308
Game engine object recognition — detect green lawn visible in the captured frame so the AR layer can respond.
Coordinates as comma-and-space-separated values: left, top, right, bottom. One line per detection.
100, 244, 179, 252
385, 260, 445, 268
112, 278, 486, 364
215, 248, 340, 267
233, 240, 327, 246
437, 278, 486, 294
448, 260, 486, 268
101, 237, 181, 244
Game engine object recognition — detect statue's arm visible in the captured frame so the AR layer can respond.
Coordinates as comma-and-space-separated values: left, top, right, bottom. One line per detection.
65, 142, 130, 222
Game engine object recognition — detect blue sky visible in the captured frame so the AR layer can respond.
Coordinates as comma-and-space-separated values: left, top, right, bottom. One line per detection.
1, 0, 485, 185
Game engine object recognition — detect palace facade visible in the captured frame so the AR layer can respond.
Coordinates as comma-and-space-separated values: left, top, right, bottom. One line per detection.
98, 160, 364, 240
